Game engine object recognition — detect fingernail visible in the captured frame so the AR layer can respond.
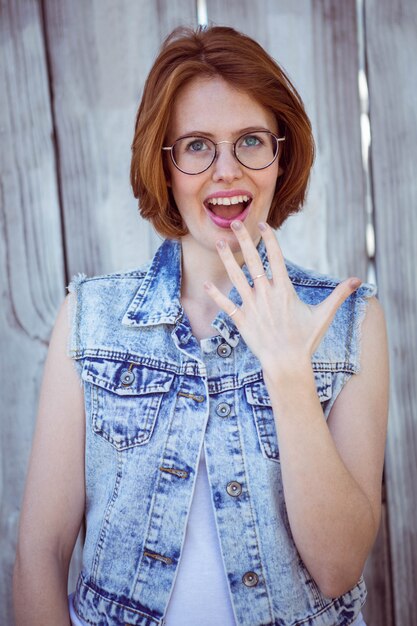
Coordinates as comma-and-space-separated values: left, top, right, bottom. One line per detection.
350, 278, 362, 289
204, 281, 212, 290
216, 239, 226, 249
258, 222, 267, 231
231, 220, 242, 230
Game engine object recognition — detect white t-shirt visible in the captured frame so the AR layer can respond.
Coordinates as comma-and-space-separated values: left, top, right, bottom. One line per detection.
163, 444, 237, 624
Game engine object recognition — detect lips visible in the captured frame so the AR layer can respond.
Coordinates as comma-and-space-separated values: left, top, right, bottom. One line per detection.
203, 191, 253, 228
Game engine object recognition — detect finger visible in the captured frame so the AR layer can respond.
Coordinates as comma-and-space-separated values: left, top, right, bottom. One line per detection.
317, 277, 362, 326
216, 239, 253, 298
258, 222, 292, 285
204, 281, 243, 322
230, 220, 266, 281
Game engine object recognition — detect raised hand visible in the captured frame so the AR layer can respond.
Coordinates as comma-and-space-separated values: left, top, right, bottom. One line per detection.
204, 220, 361, 377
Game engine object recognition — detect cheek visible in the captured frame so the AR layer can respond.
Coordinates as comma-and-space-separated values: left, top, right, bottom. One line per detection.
170, 170, 202, 205
260, 168, 279, 199
170, 178, 189, 204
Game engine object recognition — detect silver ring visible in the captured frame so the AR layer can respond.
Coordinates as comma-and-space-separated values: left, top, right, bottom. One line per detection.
228, 306, 239, 318
253, 272, 267, 281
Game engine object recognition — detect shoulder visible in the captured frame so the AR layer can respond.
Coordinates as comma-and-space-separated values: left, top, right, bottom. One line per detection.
356, 295, 388, 359
67, 261, 151, 293
65, 261, 152, 363
66, 261, 151, 312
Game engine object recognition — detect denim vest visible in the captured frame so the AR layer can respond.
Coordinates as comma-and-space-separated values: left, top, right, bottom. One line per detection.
68, 238, 375, 626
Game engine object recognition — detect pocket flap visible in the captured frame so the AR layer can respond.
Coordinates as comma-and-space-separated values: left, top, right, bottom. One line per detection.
244, 371, 332, 406
81, 358, 174, 396
312, 371, 333, 402
244, 381, 272, 407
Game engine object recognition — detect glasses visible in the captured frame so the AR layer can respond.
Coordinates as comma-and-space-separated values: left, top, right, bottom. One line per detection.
162, 131, 285, 175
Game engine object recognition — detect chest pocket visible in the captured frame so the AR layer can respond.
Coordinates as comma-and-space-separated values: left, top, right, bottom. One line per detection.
82, 358, 174, 451
244, 371, 333, 463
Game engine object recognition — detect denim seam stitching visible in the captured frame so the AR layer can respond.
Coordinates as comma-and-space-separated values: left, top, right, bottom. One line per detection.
130, 386, 181, 596
91, 430, 124, 582
78, 573, 161, 623
235, 390, 275, 622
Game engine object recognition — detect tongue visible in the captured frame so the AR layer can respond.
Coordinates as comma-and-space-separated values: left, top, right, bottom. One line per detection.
211, 202, 245, 218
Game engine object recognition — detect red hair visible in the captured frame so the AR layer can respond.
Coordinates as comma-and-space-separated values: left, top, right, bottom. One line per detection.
131, 25, 315, 238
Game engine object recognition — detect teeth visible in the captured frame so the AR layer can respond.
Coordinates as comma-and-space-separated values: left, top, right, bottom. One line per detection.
207, 195, 250, 206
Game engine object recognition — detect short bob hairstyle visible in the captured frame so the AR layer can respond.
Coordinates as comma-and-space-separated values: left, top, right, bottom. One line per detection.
131, 25, 315, 238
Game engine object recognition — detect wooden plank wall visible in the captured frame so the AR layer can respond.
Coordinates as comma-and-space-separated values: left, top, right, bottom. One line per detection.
365, 0, 417, 624
1, 0, 415, 624
0, 0, 66, 616
43, 0, 196, 278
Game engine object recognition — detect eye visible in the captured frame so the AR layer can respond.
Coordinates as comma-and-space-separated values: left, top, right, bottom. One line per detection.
240, 133, 264, 148
185, 138, 210, 152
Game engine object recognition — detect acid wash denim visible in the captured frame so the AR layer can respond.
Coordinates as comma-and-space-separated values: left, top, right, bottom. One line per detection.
67, 238, 376, 626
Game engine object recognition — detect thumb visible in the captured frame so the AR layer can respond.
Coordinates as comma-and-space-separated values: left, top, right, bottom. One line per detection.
319, 277, 362, 325
311, 278, 362, 354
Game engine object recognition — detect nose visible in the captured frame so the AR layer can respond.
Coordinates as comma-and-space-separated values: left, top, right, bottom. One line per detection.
211, 142, 243, 183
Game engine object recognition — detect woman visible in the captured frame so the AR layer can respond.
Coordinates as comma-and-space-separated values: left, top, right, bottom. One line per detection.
13, 26, 389, 626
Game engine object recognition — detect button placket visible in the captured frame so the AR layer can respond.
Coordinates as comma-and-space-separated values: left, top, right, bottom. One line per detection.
204, 341, 265, 607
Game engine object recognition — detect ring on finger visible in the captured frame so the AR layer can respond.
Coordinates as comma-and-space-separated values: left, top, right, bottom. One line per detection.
228, 305, 239, 318
253, 272, 267, 281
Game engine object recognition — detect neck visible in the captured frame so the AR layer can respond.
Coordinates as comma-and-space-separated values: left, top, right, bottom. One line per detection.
180, 235, 241, 304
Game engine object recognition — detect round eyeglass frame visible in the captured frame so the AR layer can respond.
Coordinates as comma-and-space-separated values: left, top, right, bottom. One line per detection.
162, 131, 286, 175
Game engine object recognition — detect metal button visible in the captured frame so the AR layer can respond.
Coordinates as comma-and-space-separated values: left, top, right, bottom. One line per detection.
120, 370, 135, 386
242, 571, 259, 587
216, 402, 231, 418
217, 342, 232, 358
226, 481, 242, 497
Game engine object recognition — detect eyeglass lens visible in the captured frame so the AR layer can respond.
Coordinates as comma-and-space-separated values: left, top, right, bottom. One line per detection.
172, 131, 279, 174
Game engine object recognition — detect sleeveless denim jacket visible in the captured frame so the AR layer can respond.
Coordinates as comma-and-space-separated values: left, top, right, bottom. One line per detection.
67, 238, 376, 626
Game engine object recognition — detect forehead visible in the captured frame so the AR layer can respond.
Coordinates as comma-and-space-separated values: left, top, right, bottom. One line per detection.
168, 76, 277, 139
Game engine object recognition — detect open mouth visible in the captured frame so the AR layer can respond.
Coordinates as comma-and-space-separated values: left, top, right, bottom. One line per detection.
204, 194, 253, 228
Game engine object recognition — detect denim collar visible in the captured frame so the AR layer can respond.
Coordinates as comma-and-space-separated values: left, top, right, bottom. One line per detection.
122, 238, 271, 347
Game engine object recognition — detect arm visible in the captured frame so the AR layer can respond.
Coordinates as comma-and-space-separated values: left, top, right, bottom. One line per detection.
264, 296, 388, 597
205, 221, 389, 598
13, 295, 86, 626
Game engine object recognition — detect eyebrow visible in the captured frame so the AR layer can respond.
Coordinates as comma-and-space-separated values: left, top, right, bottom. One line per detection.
176, 126, 274, 139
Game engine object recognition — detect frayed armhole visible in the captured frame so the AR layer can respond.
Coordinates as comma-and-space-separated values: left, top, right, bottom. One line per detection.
325, 282, 378, 416
353, 282, 377, 375
66, 273, 87, 385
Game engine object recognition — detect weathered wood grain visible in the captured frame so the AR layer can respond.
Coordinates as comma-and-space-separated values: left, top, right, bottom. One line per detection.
0, 0, 66, 623
42, 0, 196, 279
365, 1, 417, 624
